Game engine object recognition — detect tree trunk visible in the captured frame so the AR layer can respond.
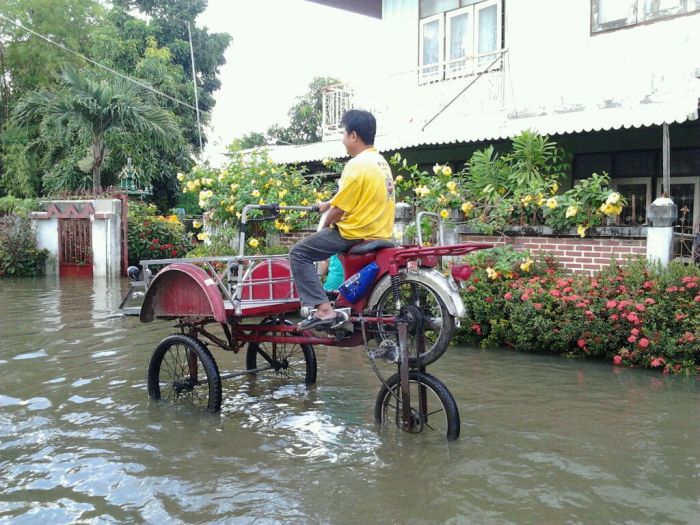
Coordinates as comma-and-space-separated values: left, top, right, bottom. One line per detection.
91, 139, 105, 193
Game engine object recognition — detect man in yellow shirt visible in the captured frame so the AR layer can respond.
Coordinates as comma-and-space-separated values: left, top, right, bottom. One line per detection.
290, 110, 395, 329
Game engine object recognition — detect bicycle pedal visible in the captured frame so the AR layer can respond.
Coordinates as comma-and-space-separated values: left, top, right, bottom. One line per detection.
368, 340, 399, 363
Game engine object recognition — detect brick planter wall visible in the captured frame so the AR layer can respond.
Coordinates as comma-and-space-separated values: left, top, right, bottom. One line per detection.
458, 233, 646, 275
279, 228, 648, 276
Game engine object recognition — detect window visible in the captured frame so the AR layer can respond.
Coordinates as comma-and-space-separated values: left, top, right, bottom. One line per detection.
419, 0, 502, 83
591, 0, 699, 33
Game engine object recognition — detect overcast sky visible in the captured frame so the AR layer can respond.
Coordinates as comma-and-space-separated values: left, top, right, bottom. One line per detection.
197, 0, 382, 165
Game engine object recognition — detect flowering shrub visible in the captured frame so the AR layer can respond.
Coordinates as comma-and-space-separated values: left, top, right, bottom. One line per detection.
457, 253, 700, 375
0, 214, 48, 277
127, 202, 191, 266
390, 130, 625, 236
178, 150, 333, 252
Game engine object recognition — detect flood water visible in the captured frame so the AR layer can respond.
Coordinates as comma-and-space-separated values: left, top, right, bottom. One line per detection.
0, 277, 698, 524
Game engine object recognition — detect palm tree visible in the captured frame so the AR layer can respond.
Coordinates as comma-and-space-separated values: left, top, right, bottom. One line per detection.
12, 68, 181, 192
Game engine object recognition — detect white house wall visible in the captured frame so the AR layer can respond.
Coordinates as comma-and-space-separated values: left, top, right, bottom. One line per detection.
360, 0, 699, 136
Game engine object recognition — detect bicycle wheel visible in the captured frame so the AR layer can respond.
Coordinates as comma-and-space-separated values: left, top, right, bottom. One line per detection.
147, 334, 222, 412
245, 319, 317, 385
373, 278, 455, 367
374, 371, 460, 440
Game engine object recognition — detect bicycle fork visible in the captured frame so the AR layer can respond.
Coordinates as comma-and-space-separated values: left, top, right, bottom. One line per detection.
391, 267, 413, 431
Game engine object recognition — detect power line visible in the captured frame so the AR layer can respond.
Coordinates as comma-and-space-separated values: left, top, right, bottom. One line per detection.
0, 12, 198, 112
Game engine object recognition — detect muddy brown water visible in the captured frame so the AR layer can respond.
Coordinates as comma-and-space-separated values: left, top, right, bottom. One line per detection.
0, 277, 698, 524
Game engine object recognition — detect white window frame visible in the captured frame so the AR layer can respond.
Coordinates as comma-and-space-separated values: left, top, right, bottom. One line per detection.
445, 6, 475, 79
419, 14, 444, 84
591, 0, 699, 33
612, 177, 652, 224
419, 0, 502, 84
474, 0, 502, 71
656, 176, 700, 230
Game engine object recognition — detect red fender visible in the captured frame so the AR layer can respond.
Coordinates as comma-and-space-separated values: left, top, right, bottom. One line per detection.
139, 263, 227, 323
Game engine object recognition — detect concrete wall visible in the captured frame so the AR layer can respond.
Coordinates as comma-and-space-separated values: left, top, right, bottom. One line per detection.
31, 199, 122, 278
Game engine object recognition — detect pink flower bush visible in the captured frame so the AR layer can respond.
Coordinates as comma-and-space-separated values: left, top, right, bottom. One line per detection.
458, 254, 700, 375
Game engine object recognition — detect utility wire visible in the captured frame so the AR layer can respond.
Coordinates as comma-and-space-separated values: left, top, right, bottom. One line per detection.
0, 12, 198, 112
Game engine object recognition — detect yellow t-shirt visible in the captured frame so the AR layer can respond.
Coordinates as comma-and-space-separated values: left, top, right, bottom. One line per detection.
330, 147, 395, 240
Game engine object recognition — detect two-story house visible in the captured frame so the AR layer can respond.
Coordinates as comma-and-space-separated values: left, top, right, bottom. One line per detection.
269, 0, 699, 235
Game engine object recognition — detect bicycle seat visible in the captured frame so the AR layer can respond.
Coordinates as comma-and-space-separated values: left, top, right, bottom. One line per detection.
347, 239, 395, 255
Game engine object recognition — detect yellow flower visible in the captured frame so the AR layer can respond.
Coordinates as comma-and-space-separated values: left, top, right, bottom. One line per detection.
599, 203, 616, 215
441, 166, 452, 177
550, 182, 559, 194
461, 201, 473, 214
226, 205, 235, 212
278, 189, 288, 199
248, 238, 259, 248
197, 232, 209, 241
251, 189, 260, 198
486, 267, 499, 280
497, 187, 506, 195
186, 180, 196, 192
322, 158, 331, 167
275, 180, 282, 187
258, 198, 265, 205
192, 220, 201, 229
230, 183, 239, 191
176, 172, 185, 181
438, 196, 448, 205
193, 179, 201, 187
446, 181, 457, 192
566, 205, 578, 218
218, 173, 225, 182
503, 271, 513, 279
537, 194, 546, 207
520, 195, 532, 205
577, 224, 588, 238
612, 203, 623, 215
395, 175, 404, 183
440, 209, 449, 219
299, 211, 307, 218
236, 212, 242, 219
606, 192, 620, 205
301, 198, 309, 206
520, 258, 533, 272
545, 197, 558, 209
433, 163, 441, 175
282, 225, 291, 233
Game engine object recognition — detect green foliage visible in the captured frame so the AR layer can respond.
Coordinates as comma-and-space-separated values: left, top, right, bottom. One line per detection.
0, 213, 48, 277
457, 254, 700, 375
267, 76, 342, 145
12, 68, 182, 193
127, 201, 191, 265
0, 196, 40, 217
179, 150, 332, 250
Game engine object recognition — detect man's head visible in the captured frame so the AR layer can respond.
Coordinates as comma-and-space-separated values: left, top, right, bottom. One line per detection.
341, 109, 376, 157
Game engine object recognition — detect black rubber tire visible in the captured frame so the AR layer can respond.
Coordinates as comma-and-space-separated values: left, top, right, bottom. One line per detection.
147, 334, 222, 413
245, 319, 317, 385
374, 371, 460, 440
373, 278, 455, 367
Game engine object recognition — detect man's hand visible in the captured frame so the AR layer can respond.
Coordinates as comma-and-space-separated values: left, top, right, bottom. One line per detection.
317, 201, 331, 213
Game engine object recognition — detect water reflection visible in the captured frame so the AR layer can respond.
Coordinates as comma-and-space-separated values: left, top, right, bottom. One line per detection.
0, 277, 698, 524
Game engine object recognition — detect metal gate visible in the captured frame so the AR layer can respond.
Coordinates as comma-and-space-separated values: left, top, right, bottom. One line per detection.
59, 218, 93, 277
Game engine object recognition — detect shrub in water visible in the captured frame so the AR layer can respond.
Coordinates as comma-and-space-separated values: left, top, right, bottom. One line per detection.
0, 214, 48, 277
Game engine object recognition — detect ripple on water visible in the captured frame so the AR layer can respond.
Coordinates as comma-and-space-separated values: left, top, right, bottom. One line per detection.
12, 349, 48, 360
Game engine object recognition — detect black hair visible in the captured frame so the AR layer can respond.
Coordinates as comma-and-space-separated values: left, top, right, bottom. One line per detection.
340, 109, 376, 145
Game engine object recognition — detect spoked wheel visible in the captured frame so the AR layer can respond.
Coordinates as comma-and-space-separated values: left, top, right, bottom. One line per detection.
245, 319, 317, 384
147, 334, 222, 412
374, 371, 460, 440
374, 278, 455, 367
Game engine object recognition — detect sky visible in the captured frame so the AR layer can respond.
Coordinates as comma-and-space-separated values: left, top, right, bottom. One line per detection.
197, 0, 383, 166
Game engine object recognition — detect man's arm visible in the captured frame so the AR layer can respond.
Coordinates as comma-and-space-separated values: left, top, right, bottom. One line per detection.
320, 205, 344, 228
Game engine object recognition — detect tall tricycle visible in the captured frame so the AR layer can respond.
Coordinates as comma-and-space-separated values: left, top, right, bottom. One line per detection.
120, 204, 490, 440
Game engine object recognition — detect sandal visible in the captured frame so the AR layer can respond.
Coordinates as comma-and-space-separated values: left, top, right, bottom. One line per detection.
297, 310, 349, 330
